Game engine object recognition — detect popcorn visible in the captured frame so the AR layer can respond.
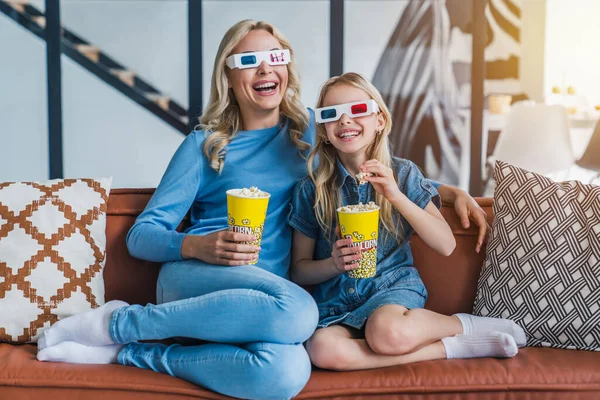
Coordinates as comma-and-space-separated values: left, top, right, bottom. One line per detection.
238, 186, 269, 198
337, 202, 380, 279
347, 247, 377, 279
338, 201, 380, 213
356, 172, 373, 185
226, 187, 270, 265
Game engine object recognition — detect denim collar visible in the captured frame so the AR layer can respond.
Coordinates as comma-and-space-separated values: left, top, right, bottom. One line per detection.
335, 157, 356, 187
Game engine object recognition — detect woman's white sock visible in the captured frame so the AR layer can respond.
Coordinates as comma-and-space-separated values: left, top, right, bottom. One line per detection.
39, 300, 129, 349
37, 341, 123, 364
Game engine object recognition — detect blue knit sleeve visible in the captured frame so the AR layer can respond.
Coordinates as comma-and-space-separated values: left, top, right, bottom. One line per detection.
126, 131, 204, 262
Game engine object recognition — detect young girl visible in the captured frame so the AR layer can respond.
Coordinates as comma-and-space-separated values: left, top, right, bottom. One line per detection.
288, 72, 526, 371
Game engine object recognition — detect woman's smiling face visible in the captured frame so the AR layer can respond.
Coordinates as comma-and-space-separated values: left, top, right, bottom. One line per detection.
227, 29, 289, 116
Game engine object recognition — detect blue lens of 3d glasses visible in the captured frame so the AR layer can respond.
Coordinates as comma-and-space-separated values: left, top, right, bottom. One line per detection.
240, 55, 257, 65
320, 109, 337, 120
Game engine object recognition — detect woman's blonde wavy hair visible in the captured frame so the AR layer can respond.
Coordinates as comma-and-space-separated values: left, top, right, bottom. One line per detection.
197, 20, 310, 172
307, 72, 403, 243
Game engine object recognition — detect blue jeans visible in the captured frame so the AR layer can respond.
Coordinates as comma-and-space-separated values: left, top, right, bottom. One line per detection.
108, 260, 319, 400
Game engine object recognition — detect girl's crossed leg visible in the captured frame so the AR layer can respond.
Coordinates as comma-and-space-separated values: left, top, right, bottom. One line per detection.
307, 305, 521, 371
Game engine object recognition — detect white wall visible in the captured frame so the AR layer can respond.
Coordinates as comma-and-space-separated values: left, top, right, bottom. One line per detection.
344, 1, 409, 80
61, 54, 184, 188
202, 0, 330, 109
2, 0, 556, 188
0, 12, 48, 182
545, 0, 600, 107
60, 0, 189, 108
1, 0, 331, 187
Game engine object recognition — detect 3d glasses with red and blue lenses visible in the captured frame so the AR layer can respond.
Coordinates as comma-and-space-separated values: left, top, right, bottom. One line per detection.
226, 49, 291, 69
315, 99, 380, 123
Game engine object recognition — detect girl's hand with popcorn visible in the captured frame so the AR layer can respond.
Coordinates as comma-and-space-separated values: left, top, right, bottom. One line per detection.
360, 159, 403, 203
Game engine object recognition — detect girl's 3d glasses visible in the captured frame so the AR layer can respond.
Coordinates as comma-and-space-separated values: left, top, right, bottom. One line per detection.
315, 99, 380, 123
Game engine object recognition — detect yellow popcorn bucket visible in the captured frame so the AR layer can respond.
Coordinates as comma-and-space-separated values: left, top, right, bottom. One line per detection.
226, 189, 270, 265
337, 207, 379, 278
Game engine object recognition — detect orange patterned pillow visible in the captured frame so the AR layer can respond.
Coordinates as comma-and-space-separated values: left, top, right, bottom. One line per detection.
0, 178, 111, 343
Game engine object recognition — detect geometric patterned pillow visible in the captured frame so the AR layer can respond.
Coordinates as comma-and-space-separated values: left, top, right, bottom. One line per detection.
0, 178, 111, 343
473, 161, 600, 351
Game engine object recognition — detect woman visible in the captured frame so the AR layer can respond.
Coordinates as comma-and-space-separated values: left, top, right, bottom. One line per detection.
37, 20, 488, 400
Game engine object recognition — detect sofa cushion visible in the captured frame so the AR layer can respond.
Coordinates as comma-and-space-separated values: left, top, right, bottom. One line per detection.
1, 344, 599, 399
0, 178, 112, 343
473, 161, 600, 350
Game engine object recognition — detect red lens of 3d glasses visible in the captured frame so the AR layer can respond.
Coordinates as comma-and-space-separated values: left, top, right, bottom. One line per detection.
350, 103, 368, 114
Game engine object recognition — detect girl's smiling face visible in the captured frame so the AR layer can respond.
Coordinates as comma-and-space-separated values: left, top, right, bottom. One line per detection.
322, 83, 385, 157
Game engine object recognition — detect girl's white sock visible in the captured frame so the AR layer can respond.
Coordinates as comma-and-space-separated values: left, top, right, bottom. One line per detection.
455, 313, 527, 347
441, 331, 518, 359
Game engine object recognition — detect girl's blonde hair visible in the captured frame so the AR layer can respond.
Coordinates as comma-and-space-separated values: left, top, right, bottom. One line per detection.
307, 72, 402, 243
198, 20, 310, 172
